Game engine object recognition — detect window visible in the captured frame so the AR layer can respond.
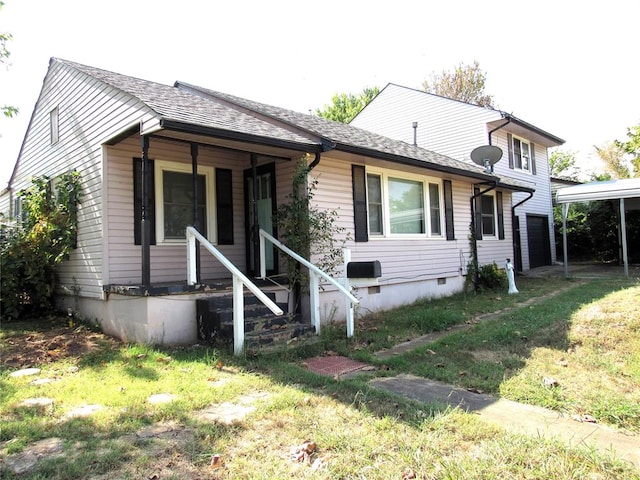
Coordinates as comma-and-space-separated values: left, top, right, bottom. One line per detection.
50, 107, 59, 145
154, 160, 215, 243
364, 170, 442, 237
480, 194, 495, 236
511, 135, 531, 171
367, 174, 383, 235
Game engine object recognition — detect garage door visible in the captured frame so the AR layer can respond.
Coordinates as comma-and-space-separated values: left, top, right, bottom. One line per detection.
527, 215, 551, 268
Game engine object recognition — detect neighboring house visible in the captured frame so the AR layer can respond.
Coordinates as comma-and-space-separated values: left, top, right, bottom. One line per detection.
2, 59, 532, 346
351, 83, 565, 271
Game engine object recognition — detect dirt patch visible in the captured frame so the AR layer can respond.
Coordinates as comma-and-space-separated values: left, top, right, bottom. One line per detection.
0, 317, 123, 370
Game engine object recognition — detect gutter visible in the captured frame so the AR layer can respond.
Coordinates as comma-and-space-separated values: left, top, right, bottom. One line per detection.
308, 139, 337, 171
488, 117, 511, 145
159, 119, 322, 153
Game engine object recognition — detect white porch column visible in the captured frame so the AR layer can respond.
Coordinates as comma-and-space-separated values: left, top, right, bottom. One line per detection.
562, 202, 570, 278
620, 198, 629, 278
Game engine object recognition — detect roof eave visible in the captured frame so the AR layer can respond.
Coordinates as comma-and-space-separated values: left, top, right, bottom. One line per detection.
159, 119, 322, 153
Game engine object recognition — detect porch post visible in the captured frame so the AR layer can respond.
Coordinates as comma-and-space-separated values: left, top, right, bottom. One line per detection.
141, 135, 151, 286
251, 153, 260, 276
562, 202, 569, 278
620, 198, 629, 278
191, 143, 201, 283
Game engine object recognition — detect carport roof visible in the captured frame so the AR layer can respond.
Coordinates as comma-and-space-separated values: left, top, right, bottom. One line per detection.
556, 178, 640, 204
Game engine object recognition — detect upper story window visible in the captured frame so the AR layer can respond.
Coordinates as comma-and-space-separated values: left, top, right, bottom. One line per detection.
365, 170, 442, 237
512, 136, 530, 171
50, 107, 59, 145
508, 133, 537, 174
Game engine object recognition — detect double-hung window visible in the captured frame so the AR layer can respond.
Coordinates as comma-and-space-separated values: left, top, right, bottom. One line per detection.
365, 171, 442, 237
511, 136, 531, 171
480, 194, 495, 236
154, 160, 215, 243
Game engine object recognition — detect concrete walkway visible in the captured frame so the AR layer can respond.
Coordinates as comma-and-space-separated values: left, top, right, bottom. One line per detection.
371, 374, 639, 469
366, 276, 640, 470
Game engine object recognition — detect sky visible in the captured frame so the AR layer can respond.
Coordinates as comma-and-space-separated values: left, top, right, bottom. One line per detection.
0, 0, 638, 186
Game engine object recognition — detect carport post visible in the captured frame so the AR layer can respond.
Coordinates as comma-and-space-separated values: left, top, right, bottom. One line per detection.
562, 203, 569, 278
620, 198, 629, 278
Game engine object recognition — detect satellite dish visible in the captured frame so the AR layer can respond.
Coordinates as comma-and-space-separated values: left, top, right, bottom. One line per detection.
470, 145, 503, 173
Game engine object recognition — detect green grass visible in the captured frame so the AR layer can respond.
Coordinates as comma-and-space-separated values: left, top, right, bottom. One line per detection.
1, 276, 639, 479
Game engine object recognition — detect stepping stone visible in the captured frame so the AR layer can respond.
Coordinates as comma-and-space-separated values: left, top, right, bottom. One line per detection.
4, 437, 64, 475
65, 404, 103, 418
10, 368, 41, 377
31, 378, 54, 386
195, 402, 255, 424
19, 397, 55, 408
147, 393, 177, 404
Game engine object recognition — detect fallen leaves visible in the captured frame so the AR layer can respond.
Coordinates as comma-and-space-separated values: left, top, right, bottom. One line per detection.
288, 440, 330, 471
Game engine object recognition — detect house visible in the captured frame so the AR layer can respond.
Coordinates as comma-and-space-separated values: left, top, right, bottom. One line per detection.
1, 59, 533, 348
351, 83, 565, 271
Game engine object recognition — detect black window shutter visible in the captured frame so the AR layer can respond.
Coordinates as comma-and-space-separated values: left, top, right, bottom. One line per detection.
216, 168, 234, 245
443, 180, 455, 240
474, 187, 483, 240
352, 164, 368, 242
133, 158, 156, 245
530, 142, 537, 175
507, 133, 514, 169
496, 191, 505, 240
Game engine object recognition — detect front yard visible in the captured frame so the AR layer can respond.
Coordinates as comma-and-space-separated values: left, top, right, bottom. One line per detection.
1, 276, 638, 479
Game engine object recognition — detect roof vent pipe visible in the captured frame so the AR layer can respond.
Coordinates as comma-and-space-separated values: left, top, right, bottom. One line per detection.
412, 122, 418, 146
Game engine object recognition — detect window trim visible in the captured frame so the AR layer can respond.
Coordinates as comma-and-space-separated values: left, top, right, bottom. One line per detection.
365, 168, 444, 238
479, 191, 498, 238
50, 107, 59, 145
154, 160, 216, 245
511, 134, 532, 172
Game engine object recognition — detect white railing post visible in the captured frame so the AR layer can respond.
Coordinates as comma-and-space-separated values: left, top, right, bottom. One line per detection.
259, 232, 267, 279
185, 227, 283, 356
309, 271, 320, 334
232, 275, 245, 356
344, 249, 354, 338
187, 231, 197, 285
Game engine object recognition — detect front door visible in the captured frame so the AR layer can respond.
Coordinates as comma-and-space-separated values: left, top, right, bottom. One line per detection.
244, 163, 277, 276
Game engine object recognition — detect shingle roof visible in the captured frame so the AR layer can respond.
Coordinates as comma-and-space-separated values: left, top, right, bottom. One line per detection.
56, 58, 320, 148
177, 83, 534, 191
56, 58, 533, 191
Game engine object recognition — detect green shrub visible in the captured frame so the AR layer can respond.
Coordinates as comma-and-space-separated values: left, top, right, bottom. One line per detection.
0, 172, 82, 319
477, 262, 506, 291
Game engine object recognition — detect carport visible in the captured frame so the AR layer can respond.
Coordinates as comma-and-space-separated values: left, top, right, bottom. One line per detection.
556, 178, 640, 278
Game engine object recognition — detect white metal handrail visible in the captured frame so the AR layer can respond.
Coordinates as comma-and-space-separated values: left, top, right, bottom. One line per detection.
259, 229, 359, 334
186, 226, 283, 355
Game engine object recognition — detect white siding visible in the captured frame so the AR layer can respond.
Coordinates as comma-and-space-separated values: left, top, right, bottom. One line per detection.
9, 61, 156, 298
310, 156, 515, 296
106, 137, 253, 284
351, 84, 559, 270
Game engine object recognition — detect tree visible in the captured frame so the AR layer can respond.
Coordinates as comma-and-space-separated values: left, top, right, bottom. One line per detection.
1, 1, 18, 118
595, 141, 630, 179
316, 86, 379, 124
422, 60, 495, 108
615, 124, 640, 177
549, 149, 580, 180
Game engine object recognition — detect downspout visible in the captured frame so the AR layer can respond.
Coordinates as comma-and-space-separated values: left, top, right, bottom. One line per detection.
308, 152, 321, 171
488, 115, 511, 145
470, 180, 498, 291
511, 191, 533, 272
